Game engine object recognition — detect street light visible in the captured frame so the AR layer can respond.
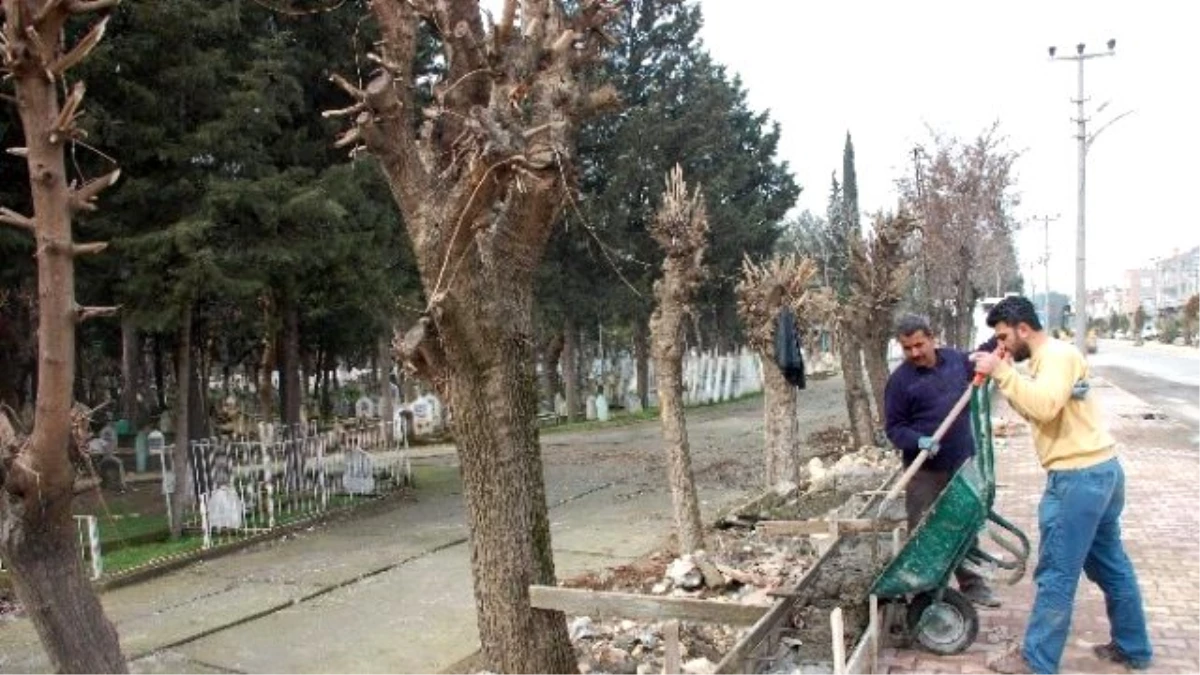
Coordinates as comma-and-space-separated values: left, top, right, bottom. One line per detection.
1048, 38, 1128, 353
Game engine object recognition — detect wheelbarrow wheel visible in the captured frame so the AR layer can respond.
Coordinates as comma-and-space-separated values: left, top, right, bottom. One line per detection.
907, 588, 979, 655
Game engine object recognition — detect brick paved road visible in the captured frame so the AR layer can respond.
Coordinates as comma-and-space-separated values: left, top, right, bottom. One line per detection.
882, 379, 1199, 674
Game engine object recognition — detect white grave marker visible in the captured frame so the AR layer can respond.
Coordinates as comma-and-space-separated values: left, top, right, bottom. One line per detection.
207, 486, 245, 530
342, 448, 376, 495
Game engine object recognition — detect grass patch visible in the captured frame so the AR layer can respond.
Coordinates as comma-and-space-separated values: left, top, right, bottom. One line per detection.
101, 536, 205, 575
540, 392, 763, 436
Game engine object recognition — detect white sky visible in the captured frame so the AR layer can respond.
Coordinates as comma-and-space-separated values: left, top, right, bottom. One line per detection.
696, 0, 1200, 294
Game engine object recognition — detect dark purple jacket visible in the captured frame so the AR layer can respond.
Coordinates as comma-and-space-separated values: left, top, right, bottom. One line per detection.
884, 347, 978, 472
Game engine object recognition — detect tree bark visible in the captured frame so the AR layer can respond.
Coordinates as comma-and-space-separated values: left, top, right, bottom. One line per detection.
120, 315, 141, 423
379, 336, 395, 441
650, 309, 706, 554
838, 330, 873, 449
169, 307, 195, 539
760, 355, 801, 486
282, 298, 302, 427
562, 317, 581, 422
633, 317, 650, 409
0, 4, 127, 666
862, 328, 890, 428
538, 330, 564, 409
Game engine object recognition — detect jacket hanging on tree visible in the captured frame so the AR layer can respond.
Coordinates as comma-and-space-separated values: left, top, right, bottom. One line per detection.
774, 307, 806, 390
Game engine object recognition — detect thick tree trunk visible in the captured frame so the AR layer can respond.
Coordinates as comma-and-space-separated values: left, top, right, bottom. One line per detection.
0, 9, 127, 664
417, 284, 574, 673
760, 354, 801, 486
282, 299, 302, 427
650, 295, 706, 554
562, 318, 581, 422
170, 308, 194, 539
838, 331, 873, 450
633, 317, 650, 409
120, 315, 141, 423
862, 329, 890, 428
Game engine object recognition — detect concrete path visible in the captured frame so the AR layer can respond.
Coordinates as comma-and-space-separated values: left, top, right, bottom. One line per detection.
0, 377, 851, 674
882, 377, 1200, 674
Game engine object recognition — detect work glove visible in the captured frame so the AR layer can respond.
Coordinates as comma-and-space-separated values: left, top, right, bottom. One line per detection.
917, 436, 940, 456
1071, 378, 1090, 400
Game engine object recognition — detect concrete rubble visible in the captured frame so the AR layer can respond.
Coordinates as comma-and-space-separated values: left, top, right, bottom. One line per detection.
567, 444, 900, 674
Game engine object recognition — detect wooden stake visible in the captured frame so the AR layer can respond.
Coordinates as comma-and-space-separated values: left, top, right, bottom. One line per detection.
831, 607, 846, 675
663, 619, 680, 675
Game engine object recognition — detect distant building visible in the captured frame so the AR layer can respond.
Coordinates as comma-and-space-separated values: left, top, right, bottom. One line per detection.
1119, 245, 1200, 319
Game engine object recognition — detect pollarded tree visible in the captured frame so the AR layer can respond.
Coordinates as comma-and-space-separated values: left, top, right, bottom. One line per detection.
736, 254, 819, 487
0, 0, 126, 671
648, 165, 707, 554
328, 1, 619, 672
849, 210, 918, 424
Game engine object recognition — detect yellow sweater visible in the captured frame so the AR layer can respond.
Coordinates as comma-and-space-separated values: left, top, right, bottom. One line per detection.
992, 337, 1115, 471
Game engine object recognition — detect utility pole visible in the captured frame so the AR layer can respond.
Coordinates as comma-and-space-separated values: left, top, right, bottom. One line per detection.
1049, 39, 1129, 353
1032, 214, 1060, 327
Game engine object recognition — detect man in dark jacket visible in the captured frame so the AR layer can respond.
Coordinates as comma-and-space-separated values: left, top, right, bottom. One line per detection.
884, 314, 1000, 607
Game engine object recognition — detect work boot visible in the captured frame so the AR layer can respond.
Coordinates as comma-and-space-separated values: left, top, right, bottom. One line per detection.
1093, 642, 1150, 671
961, 582, 1002, 608
986, 644, 1032, 674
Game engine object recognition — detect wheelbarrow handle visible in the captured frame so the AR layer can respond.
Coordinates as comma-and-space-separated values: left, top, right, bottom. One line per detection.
878, 383, 976, 510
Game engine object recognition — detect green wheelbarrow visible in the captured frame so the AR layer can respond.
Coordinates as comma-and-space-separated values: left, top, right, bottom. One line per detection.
870, 382, 1032, 655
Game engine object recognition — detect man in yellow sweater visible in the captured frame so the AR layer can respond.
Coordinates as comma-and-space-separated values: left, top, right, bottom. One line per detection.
971, 296, 1151, 674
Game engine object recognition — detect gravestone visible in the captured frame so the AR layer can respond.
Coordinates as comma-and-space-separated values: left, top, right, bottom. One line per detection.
148, 430, 165, 455
207, 486, 244, 530
625, 393, 642, 415
98, 454, 126, 492
595, 394, 610, 422
554, 393, 567, 418
342, 448, 376, 495
393, 408, 408, 443
410, 398, 435, 437
585, 395, 597, 421
355, 396, 375, 420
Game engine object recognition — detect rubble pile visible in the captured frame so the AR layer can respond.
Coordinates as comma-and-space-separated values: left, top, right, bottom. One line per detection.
564, 443, 902, 674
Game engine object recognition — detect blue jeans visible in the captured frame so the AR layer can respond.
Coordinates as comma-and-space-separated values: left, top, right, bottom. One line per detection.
1022, 458, 1153, 673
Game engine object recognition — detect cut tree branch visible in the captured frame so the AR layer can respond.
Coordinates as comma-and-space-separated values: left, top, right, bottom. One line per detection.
66, 0, 120, 13
329, 72, 365, 100
49, 81, 85, 143
32, 0, 68, 26
71, 241, 108, 256
68, 168, 120, 212
580, 84, 619, 120
0, 207, 35, 232
50, 15, 109, 76
75, 305, 120, 323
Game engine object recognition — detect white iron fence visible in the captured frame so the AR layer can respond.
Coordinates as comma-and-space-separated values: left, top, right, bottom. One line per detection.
166, 419, 412, 550
0, 515, 101, 580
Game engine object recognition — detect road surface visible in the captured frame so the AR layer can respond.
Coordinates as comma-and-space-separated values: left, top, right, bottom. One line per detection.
1091, 339, 1199, 443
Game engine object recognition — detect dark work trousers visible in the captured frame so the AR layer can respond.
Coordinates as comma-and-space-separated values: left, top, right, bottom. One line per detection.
905, 467, 986, 591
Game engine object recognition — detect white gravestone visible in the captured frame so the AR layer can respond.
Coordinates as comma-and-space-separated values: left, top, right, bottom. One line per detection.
585, 395, 597, 421
410, 398, 435, 437
342, 448, 376, 495
355, 396, 375, 420
626, 393, 642, 415
207, 486, 244, 530
554, 393, 567, 418
595, 394, 610, 422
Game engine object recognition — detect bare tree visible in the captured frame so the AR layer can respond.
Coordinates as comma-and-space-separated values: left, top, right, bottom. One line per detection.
897, 125, 1019, 345
330, 1, 618, 671
849, 210, 918, 423
648, 166, 707, 554
736, 254, 819, 485
0, 0, 127, 671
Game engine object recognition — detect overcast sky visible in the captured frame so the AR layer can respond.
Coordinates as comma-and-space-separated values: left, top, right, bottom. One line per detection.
694, 0, 1199, 294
